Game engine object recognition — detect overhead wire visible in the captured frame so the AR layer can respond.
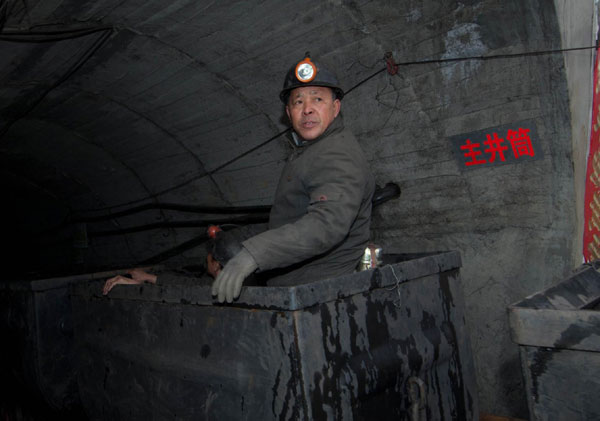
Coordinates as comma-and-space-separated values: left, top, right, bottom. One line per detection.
0, 1, 9, 31
2, 27, 596, 217
66, 182, 400, 237
72, 43, 598, 215
0, 25, 114, 42
0, 0, 24, 32
0, 25, 114, 139
5, 26, 593, 264
71, 202, 271, 223
88, 215, 270, 237
224, 44, 600, 170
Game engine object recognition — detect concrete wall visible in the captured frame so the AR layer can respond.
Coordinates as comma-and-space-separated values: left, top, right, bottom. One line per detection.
355, 2, 576, 417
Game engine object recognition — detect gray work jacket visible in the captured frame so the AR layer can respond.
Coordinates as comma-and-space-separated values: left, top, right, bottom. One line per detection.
243, 116, 375, 286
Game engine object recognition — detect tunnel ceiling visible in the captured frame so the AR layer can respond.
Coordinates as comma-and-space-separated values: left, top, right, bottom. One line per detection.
1, 0, 435, 237
3, 1, 445, 206
2, 0, 334, 213
0, 0, 410, 269
2, 0, 535, 211
3, 0, 457, 268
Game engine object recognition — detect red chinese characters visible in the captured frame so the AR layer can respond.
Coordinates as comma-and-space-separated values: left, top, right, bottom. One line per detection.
483, 132, 508, 163
507, 128, 535, 158
460, 139, 486, 166
459, 128, 534, 167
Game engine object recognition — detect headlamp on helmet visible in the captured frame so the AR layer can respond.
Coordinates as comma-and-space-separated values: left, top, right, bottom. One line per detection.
295, 57, 317, 83
280, 52, 344, 103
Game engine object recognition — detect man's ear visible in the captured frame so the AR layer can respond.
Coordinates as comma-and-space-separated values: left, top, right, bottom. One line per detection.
285, 105, 291, 120
333, 99, 341, 118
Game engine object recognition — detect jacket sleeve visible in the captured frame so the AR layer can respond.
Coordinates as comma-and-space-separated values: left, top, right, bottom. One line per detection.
242, 145, 369, 271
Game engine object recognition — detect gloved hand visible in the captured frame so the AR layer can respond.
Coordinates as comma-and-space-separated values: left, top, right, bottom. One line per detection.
211, 247, 258, 303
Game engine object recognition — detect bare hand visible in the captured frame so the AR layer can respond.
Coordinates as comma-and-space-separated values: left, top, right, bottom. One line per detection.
102, 268, 157, 295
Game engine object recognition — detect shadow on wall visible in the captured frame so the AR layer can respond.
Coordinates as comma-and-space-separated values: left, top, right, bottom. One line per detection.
498, 355, 529, 417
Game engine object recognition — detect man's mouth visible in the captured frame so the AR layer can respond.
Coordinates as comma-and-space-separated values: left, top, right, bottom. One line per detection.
301, 121, 318, 128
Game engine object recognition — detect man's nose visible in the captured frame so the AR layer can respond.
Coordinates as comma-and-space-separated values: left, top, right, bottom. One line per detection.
302, 102, 314, 114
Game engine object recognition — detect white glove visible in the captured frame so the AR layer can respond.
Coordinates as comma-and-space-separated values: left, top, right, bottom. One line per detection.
211, 247, 258, 303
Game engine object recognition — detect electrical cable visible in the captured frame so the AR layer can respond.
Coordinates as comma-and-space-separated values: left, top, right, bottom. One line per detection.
135, 180, 401, 263
20, 36, 584, 264
70, 202, 271, 223
346, 45, 599, 96
72, 43, 598, 216
61, 181, 399, 242
88, 214, 270, 237
0, 1, 9, 31
4, 29, 590, 264
0, 0, 22, 32
0, 25, 114, 140
41, 181, 400, 248
3, 29, 595, 216
140, 235, 209, 265
215, 44, 600, 167
0, 25, 114, 42
207, 127, 292, 176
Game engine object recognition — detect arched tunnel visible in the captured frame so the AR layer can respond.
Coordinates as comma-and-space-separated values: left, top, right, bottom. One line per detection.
0, 0, 596, 419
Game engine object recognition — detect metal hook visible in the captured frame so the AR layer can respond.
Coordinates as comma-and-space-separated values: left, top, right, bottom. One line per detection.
386, 265, 403, 308
384, 51, 398, 75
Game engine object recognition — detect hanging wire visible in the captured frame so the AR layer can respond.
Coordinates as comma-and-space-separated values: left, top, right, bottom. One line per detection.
386, 265, 404, 308
0, 0, 25, 33
76, 43, 599, 215
2, 26, 596, 214
0, 25, 114, 139
0, 25, 114, 42
346, 45, 598, 96
0, 0, 10, 31
4, 27, 595, 265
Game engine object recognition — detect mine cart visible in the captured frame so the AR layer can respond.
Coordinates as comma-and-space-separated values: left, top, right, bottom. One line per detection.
71, 251, 478, 420
0, 270, 123, 414
509, 264, 600, 421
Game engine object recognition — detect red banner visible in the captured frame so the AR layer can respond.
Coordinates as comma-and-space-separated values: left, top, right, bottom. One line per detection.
583, 48, 600, 261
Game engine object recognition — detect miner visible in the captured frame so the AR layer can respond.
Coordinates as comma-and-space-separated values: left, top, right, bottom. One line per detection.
212, 53, 375, 303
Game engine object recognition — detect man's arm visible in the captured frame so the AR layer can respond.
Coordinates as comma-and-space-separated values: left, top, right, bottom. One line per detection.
212, 135, 373, 302
243, 147, 370, 270
102, 268, 157, 295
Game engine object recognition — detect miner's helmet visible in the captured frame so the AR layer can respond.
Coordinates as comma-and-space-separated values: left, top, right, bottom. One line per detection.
279, 52, 344, 103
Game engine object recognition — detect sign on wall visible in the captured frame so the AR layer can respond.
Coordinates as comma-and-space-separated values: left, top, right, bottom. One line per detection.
449, 120, 543, 171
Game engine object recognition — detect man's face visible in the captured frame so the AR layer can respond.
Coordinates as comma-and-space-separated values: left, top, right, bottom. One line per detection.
206, 253, 222, 278
286, 86, 341, 141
